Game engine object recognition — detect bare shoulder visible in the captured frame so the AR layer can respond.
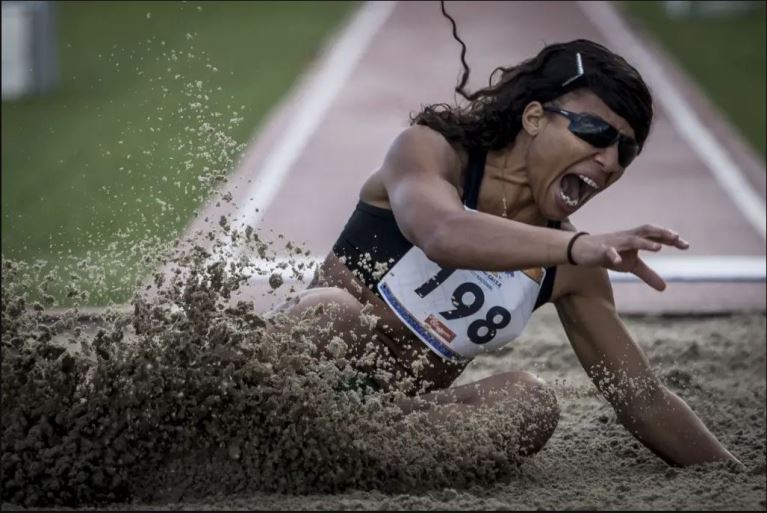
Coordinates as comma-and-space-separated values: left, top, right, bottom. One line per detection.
381, 124, 466, 181
361, 125, 467, 207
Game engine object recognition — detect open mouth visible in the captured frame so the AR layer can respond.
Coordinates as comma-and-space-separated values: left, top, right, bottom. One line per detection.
558, 173, 600, 210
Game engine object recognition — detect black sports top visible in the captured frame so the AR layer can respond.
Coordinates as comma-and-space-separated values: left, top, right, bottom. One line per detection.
332, 149, 561, 311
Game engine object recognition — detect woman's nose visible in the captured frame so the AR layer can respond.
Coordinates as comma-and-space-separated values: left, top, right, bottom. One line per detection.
592, 143, 621, 171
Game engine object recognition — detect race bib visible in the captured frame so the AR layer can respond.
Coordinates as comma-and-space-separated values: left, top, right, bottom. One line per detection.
378, 246, 544, 362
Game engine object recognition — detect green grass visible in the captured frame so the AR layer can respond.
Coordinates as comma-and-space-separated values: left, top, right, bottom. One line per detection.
1, 1, 357, 305
617, 1, 766, 158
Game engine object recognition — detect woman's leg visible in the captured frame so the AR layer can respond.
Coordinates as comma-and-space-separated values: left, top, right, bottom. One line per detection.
262, 287, 406, 386
264, 287, 369, 354
264, 289, 559, 456
397, 371, 560, 456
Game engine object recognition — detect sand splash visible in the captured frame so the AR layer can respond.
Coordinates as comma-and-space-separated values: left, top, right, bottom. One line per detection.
1, 234, 545, 507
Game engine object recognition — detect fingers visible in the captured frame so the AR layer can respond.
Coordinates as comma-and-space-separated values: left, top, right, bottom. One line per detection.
631, 257, 666, 292
636, 224, 690, 250
605, 246, 622, 265
617, 235, 661, 253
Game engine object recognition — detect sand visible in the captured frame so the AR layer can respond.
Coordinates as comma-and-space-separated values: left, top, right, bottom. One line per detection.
2, 239, 765, 511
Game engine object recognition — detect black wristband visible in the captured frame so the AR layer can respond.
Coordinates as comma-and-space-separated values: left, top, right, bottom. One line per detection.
567, 231, 589, 265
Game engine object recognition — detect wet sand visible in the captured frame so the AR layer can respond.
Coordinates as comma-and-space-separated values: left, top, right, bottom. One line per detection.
2, 245, 764, 510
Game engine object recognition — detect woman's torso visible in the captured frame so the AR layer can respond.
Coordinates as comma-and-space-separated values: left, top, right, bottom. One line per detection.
312, 144, 561, 392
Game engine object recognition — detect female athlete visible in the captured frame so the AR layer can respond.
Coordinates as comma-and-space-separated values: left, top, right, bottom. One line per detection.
262, 7, 741, 467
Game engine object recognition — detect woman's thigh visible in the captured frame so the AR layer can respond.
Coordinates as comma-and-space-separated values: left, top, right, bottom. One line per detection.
263, 286, 387, 362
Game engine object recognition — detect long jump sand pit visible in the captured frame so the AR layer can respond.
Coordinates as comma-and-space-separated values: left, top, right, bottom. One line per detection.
2, 243, 765, 511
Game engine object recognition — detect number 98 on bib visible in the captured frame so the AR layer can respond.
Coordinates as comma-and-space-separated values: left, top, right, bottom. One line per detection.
378, 246, 544, 362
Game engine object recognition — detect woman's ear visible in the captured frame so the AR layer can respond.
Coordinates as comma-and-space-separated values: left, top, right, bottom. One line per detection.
521, 101, 545, 136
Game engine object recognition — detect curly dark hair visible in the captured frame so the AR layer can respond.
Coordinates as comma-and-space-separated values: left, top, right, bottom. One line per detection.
410, 1, 654, 155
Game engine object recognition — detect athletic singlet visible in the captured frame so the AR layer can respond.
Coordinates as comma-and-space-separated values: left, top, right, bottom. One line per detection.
332, 149, 561, 361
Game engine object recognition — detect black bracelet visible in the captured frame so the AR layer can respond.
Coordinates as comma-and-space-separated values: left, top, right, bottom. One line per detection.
567, 231, 589, 265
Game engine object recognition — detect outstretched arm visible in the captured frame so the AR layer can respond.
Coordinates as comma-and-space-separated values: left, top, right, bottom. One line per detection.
554, 264, 741, 467
379, 125, 684, 277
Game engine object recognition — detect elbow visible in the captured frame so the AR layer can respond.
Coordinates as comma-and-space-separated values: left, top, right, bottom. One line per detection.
421, 230, 447, 264
420, 218, 459, 267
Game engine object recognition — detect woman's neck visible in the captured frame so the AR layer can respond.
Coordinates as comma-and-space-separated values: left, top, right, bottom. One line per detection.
482, 143, 547, 226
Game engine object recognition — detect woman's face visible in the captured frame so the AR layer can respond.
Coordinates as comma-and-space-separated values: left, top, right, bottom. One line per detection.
524, 90, 637, 221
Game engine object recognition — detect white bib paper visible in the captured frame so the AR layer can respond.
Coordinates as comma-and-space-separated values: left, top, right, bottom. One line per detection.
378, 246, 544, 362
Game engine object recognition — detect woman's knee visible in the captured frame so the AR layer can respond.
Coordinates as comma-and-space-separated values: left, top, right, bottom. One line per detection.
509, 372, 559, 420
507, 372, 560, 455
306, 287, 364, 323
479, 371, 559, 452
264, 287, 372, 358
270, 287, 359, 319
453, 370, 559, 456
463, 371, 560, 425
281, 287, 372, 339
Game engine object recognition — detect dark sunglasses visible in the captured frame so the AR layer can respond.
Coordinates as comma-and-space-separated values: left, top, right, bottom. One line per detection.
543, 107, 640, 168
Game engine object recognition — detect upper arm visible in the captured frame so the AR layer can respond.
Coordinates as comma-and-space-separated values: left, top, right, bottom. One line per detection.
379, 125, 467, 252
554, 264, 663, 415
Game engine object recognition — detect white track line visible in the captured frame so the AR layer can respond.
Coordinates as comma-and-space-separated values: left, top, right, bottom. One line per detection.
578, 1, 766, 240
248, 255, 767, 285
228, 1, 397, 249
607, 255, 766, 283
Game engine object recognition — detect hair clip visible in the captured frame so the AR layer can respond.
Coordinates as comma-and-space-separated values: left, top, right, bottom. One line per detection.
561, 52, 584, 87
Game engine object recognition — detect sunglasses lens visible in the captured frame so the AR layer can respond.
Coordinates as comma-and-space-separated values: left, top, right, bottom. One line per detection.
569, 113, 618, 147
551, 108, 640, 168
618, 138, 639, 168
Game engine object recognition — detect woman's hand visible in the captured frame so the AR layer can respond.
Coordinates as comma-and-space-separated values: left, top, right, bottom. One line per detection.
568, 224, 689, 291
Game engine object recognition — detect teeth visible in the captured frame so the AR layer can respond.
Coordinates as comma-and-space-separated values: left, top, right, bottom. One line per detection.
578, 174, 599, 189
559, 190, 579, 208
